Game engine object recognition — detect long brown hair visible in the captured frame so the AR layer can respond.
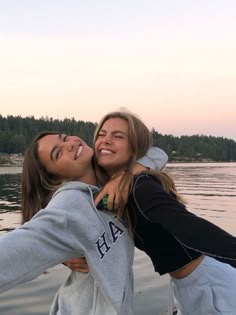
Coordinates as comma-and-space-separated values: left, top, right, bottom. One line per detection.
93, 110, 153, 229
94, 109, 185, 232
21, 131, 62, 224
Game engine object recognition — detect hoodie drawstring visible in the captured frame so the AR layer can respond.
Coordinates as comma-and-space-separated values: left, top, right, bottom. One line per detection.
88, 186, 113, 243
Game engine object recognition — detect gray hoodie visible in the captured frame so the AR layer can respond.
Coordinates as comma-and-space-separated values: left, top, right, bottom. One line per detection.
0, 181, 134, 314
0, 147, 168, 315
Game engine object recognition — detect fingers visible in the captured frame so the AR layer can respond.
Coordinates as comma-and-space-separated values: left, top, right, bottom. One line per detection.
95, 191, 120, 210
73, 265, 90, 273
106, 192, 116, 210
94, 190, 106, 206
95, 188, 115, 210
94, 173, 127, 210
63, 257, 89, 273
108, 192, 120, 210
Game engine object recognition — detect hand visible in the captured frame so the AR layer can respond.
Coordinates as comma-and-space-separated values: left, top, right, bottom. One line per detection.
63, 257, 89, 273
95, 172, 129, 210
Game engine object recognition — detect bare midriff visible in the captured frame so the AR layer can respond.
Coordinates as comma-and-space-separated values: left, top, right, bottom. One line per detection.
169, 255, 205, 279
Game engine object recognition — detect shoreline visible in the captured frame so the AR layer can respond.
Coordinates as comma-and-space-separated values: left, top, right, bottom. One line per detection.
1, 160, 236, 167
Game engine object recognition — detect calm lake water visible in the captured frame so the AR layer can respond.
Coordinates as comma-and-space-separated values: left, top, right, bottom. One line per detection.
167, 162, 236, 235
0, 163, 235, 315
0, 167, 21, 213
0, 162, 235, 232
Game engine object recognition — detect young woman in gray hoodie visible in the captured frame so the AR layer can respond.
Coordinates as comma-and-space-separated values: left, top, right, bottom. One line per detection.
0, 130, 167, 315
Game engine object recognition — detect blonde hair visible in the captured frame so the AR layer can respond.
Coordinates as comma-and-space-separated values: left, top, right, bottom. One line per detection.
94, 109, 185, 233
94, 109, 153, 181
94, 110, 152, 229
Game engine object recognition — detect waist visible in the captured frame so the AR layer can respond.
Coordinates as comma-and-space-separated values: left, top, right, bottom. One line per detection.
169, 255, 205, 279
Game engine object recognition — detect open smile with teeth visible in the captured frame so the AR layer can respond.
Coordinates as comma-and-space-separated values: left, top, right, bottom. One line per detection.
100, 149, 113, 155
76, 145, 83, 159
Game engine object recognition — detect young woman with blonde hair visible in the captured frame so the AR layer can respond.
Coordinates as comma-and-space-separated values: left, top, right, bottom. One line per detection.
92, 110, 236, 315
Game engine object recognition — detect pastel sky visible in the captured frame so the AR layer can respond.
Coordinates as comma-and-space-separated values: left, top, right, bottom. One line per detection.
0, 0, 235, 140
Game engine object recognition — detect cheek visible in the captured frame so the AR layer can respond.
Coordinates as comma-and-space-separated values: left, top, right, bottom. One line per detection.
117, 151, 131, 164
57, 165, 73, 179
124, 153, 132, 163
119, 143, 132, 158
43, 161, 57, 175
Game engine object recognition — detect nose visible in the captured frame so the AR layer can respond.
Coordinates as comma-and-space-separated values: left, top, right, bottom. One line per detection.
101, 134, 112, 144
64, 141, 75, 151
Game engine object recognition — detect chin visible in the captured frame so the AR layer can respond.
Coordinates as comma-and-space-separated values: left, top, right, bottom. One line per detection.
99, 161, 111, 168
98, 161, 114, 172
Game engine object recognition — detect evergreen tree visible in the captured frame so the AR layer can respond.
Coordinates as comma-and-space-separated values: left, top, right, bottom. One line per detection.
0, 115, 235, 162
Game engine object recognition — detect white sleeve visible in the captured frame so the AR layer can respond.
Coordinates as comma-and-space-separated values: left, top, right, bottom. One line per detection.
137, 147, 168, 170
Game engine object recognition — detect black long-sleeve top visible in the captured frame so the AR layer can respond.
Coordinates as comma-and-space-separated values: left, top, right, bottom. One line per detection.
128, 173, 236, 275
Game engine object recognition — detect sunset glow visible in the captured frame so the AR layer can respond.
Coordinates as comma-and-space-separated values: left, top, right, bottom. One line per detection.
0, 1, 235, 140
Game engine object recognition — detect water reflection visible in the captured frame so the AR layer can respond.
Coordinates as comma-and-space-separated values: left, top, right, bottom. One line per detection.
0, 173, 21, 212
0, 163, 235, 234
166, 163, 236, 234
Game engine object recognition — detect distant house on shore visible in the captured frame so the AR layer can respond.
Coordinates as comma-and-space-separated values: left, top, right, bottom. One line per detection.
9, 153, 24, 165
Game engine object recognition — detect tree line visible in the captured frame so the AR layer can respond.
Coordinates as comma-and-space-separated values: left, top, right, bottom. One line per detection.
0, 114, 235, 162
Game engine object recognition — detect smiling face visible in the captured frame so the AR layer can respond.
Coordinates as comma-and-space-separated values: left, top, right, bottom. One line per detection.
37, 133, 94, 182
94, 118, 133, 176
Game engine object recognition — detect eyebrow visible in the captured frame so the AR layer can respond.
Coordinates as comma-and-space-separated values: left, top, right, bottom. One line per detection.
50, 134, 62, 161
100, 129, 127, 136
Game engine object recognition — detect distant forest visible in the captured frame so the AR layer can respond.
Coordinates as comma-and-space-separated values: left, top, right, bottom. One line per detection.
0, 114, 236, 162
